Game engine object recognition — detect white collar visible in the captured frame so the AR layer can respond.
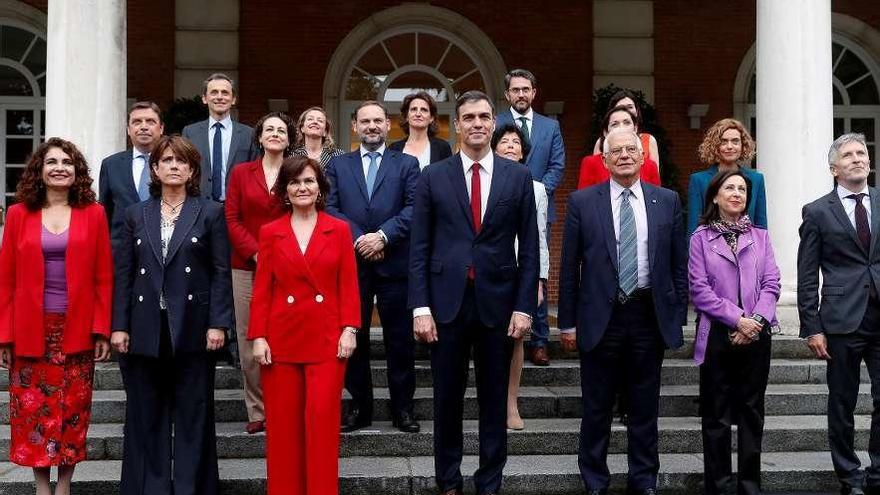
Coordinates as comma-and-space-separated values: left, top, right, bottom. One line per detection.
510, 107, 534, 121
210, 115, 233, 130
460, 149, 494, 175
609, 178, 643, 200
359, 143, 386, 158
837, 183, 870, 201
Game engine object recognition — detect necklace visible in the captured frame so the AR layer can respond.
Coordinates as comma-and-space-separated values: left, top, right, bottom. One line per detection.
161, 198, 185, 215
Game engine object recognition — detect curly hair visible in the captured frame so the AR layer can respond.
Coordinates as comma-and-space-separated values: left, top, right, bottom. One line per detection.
698, 118, 756, 165
147, 135, 202, 197
272, 155, 329, 212
253, 111, 295, 156
399, 91, 439, 137
294, 106, 337, 150
16, 137, 96, 210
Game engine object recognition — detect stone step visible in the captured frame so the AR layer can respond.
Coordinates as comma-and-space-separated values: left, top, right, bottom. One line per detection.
0, 452, 862, 494
0, 357, 849, 392
0, 416, 860, 460
0, 383, 861, 423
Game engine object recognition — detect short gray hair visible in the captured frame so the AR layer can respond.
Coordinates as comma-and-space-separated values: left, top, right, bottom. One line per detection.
603, 129, 643, 154
505, 69, 537, 90
828, 133, 868, 166
202, 73, 236, 96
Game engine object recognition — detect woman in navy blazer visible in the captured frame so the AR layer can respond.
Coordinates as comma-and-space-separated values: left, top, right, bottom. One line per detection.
388, 91, 452, 168
111, 135, 233, 495
687, 118, 767, 234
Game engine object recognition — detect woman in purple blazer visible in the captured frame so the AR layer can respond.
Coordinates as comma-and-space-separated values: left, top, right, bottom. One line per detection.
688, 168, 781, 495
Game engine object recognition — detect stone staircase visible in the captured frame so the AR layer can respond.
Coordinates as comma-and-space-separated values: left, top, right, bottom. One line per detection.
0, 318, 867, 494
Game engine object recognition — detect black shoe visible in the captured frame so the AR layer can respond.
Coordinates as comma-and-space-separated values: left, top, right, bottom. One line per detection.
341, 407, 371, 433
587, 489, 608, 495
392, 411, 420, 433
843, 486, 865, 495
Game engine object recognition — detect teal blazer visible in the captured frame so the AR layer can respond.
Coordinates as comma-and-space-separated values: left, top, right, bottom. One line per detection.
687, 165, 767, 234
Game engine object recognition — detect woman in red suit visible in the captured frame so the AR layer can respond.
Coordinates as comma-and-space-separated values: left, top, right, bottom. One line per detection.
578, 105, 661, 189
225, 111, 291, 434
0, 138, 112, 495
249, 155, 360, 495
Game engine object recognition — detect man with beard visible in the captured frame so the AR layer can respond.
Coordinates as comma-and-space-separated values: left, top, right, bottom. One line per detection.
410, 91, 538, 495
326, 101, 422, 433
496, 68, 565, 366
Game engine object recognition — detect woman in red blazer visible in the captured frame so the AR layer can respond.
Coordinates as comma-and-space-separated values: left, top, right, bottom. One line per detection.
578, 105, 661, 189
0, 138, 112, 495
249, 155, 360, 495
225, 112, 290, 434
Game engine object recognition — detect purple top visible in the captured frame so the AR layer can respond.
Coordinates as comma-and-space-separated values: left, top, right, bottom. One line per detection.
42, 225, 68, 313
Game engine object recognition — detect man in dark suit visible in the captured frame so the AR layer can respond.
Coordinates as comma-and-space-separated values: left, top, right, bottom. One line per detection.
326, 101, 421, 433
182, 73, 256, 202
99, 101, 164, 239
558, 129, 688, 495
496, 68, 565, 366
409, 91, 538, 495
798, 133, 880, 495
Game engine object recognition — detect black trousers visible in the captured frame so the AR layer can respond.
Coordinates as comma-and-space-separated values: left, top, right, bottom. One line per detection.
431, 283, 513, 494
700, 322, 771, 495
345, 271, 415, 419
120, 315, 219, 495
827, 299, 880, 490
578, 290, 665, 491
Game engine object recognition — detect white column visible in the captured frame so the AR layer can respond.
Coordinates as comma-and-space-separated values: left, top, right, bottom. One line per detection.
45, 0, 127, 185
757, 0, 833, 304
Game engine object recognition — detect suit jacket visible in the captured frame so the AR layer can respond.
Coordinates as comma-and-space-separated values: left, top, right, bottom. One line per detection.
224, 159, 285, 271
557, 181, 688, 352
797, 187, 880, 337
325, 149, 420, 279
387, 136, 453, 166
0, 203, 113, 357
496, 109, 566, 221
111, 197, 233, 357
689, 225, 781, 364
247, 212, 361, 363
687, 165, 768, 234
99, 149, 141, 240
182, 119, 257, 201
408, 153, 539, 328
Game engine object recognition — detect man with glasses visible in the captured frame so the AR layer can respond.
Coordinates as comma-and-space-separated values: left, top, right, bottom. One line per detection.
558, 129, 688, 495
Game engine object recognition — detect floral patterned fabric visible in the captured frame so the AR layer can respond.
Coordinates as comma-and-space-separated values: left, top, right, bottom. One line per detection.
7, 313, 94, 467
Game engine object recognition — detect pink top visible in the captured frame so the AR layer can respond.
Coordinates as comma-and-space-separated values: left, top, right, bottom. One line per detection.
42, 225, 68, 313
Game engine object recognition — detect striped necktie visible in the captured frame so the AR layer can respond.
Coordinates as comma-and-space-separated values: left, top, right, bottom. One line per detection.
618, 188, 638, 296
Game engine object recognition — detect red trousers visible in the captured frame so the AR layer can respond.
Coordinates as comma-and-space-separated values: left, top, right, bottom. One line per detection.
262, 358, 346, 495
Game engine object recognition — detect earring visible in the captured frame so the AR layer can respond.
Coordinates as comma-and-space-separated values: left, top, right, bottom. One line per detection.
284, 197, 291, 205
713, 200, 718, 205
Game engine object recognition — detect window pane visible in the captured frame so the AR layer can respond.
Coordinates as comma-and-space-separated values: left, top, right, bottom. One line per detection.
7, 110, 34, 136
40, 110, 45, 136
452, 70, 486, 98
834, 118, 845, 138
22, 38, 46, 76
5, 166, 24, 195
438, 44, 475, 81
1, 26, 34, 62
384, 33, 415, 68
345, 70, 379, 100
36, 74, 44, 97
835, 49, 869, 86
832, 42, 844, 66
6, 138, 34, 164
851, 118, 875, 141
383, 71, 445, 101
0, 65, 32, 96
356, 43, 395, 79
747, 75, 756, 104
833, 85, 844, 104
418, 33, 449, 68
848, 77, 880, 105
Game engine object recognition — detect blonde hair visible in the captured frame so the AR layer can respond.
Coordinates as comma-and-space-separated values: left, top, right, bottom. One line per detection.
698, 118, 756, 165
294, 106, 336, 149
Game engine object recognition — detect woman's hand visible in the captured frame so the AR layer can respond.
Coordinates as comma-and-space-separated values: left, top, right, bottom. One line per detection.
206, 328, 226, 351
735, 317, 763, 342
253, 337, 272, 365
338, 328, 357, 359
111, 331, 130, 354
0, 345, 11, 369
730, 330, 753, 346
94, 335, 111, 362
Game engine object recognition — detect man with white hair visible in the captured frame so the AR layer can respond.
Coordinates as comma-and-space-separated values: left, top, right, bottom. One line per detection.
799, 133, 880, 495
557, 129, 688, 495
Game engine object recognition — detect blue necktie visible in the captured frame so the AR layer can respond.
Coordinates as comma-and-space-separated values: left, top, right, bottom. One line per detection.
618, 189, 638, 296
212, 122, 224, 201
137, 154, 150, 201
365, 151, 379, 200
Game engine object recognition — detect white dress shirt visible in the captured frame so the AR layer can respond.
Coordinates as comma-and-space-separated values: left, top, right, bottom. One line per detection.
207, 115, 233, 198
610, 179, 650, 289
357, 144, 388, 244
837, 183, 872, 231
131, 150, 149, 196
510, 107, 534, 137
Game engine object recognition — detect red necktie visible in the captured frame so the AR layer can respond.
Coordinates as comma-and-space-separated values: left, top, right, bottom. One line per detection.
469, 162, 481, 280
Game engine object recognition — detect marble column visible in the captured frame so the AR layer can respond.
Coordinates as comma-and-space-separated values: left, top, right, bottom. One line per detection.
757, 0, 833, 303
45, 0, 127, 185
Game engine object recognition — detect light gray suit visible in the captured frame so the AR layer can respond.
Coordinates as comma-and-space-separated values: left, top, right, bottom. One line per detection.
182, 119, 256, 201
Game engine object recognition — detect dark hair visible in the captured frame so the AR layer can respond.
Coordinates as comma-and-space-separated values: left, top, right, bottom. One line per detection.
272, 155, 330, 211
253, 111, 295, 156
16, 137, 96, 210
128, 101, 163, 123
399, 92, 439, 137
606, 89, 643, 127
202, 73, 236, 96
698, 169, 753, 226
491, 123, 531, 164
353, 100, 389, 120
148, 135, 202, 197
505, 68, 537, 90
597, 105, 640, 152
455, 90, 495, 119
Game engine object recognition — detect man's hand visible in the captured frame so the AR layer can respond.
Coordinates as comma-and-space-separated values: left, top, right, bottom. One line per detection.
111, 331, 130, 354
356, 232, 386, 259
414, 315, 438, 343
206, 328, 226, 351
537, 280, 545, 306
807, 333, 831, 360
94, 335, 111, 362
507, 313, 532, 340
364, 250, 385, 262
560, 332, 577, 353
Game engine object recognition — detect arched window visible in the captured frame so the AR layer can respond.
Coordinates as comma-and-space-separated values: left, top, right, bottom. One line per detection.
0, 21, 46, 206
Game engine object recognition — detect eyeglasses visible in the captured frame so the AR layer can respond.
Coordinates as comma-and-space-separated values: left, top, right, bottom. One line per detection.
607, 146, 641, 158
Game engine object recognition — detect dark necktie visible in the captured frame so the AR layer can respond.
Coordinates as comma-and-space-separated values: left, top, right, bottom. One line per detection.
469, 162, 482, 280
518, 116, 530, 142
212, 122, 224, 201
847, 193, 871, 251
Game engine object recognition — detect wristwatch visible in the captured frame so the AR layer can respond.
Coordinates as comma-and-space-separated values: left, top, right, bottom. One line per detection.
751, 313, 768, 327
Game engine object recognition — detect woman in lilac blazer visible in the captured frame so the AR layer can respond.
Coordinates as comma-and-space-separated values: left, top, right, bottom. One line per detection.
688, 168, 781, 495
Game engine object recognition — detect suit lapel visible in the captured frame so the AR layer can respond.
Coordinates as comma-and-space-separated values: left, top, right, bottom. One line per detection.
643, 184, 659, 271
870, 186, 880, 256
247, 161, 270, 195
478, 156, 512, 237
143, 198, 164, 265
347, 152, 370, 203
372, 149, 395, 198
226, 123, 245, 170
165, 197, 201, 265
445, 154, 476, 232
277, 213, 329, 292
597, 183, 619, 273
121, 149, 139, 200
828, 191, 867, 256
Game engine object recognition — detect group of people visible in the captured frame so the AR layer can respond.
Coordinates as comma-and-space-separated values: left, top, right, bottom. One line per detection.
0, 67, 877, 495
